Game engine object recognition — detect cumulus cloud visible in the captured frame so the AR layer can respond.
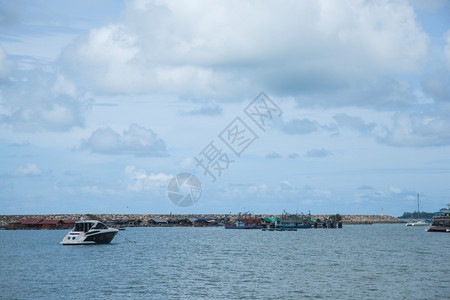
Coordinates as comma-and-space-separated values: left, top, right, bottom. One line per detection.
0, 60, 88, 132
81, 123, 168, 156
380, 108, 450, 147
12, 163, 42, 177
124, 165, 172, 192
60, 0, 429, 105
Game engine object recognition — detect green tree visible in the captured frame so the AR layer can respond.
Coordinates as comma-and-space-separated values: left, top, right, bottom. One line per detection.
329, 214, 342, 221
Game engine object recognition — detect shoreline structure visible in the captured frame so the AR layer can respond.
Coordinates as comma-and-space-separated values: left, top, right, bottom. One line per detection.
1, 214, 403, 228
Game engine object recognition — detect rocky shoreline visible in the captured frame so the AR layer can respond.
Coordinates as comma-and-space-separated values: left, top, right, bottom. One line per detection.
0, 214, 403, 228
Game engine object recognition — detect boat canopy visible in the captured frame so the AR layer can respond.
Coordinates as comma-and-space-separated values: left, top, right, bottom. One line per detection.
74, 222, 95, 232
73, 221, 108, 232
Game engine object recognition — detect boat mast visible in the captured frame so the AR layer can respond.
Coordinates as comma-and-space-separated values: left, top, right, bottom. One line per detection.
417, 193, 420, 221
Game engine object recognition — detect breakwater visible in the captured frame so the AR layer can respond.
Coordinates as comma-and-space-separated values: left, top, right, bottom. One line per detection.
0, 214, 403, 228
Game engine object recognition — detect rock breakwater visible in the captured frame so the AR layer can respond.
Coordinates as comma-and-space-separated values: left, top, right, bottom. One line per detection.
1, 214, 403, 228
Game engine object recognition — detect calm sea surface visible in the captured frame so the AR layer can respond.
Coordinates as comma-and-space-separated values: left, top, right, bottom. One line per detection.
0, 224, 448, 299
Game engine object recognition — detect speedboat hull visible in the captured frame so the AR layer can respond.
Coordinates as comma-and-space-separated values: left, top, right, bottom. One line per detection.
61, 220, 119, 245
406, 221, 428, 226
62, 230, 118, 245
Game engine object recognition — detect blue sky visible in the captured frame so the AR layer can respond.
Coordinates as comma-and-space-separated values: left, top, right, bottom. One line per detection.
1, 0, 449, 216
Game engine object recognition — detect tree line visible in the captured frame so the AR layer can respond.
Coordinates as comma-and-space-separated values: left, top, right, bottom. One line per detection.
398, 211, 433, 219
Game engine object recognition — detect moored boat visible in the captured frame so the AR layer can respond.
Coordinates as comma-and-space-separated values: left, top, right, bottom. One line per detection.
406, 220, 428, 226
274, 211, 312, 230
426, 205, 450, 233
61, 220, 119, 245
261, 211, 317, 230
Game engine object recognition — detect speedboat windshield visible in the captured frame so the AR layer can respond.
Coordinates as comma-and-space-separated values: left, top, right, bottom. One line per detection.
73, 222, 95, 232
92, 222, 108, 229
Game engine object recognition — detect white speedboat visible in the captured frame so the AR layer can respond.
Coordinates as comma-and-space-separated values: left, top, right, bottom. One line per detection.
61, 220, 118, 245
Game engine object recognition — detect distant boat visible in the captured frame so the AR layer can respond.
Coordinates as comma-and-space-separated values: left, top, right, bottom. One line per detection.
274, 211, 312, 229
406, 220, 428, 226
61, 220, 118, 245
224, 212, 263, 229
406, 193, 428, 226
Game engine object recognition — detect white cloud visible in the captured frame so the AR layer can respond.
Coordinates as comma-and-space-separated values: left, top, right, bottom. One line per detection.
60, 0, 429, 104
0, 67, 88, 132
124, 165, 172, 192
380, 108, 450, 147
62, 24, 142, 93
12, 163, 42, 177
81, 123, 168, 156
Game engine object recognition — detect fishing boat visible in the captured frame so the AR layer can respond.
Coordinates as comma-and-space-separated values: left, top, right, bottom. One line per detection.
261, 211, 315, 231
224, 212, 263, 229
275, 211, 312, 229
61, 220, 118, 245
426, 205, 450, 233
406, 194, 428, 226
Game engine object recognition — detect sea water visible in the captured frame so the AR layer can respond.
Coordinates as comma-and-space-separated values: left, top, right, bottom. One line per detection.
0, 224, 448, 299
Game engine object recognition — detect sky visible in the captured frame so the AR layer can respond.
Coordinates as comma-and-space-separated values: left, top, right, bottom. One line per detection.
1, 0, 449, 216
